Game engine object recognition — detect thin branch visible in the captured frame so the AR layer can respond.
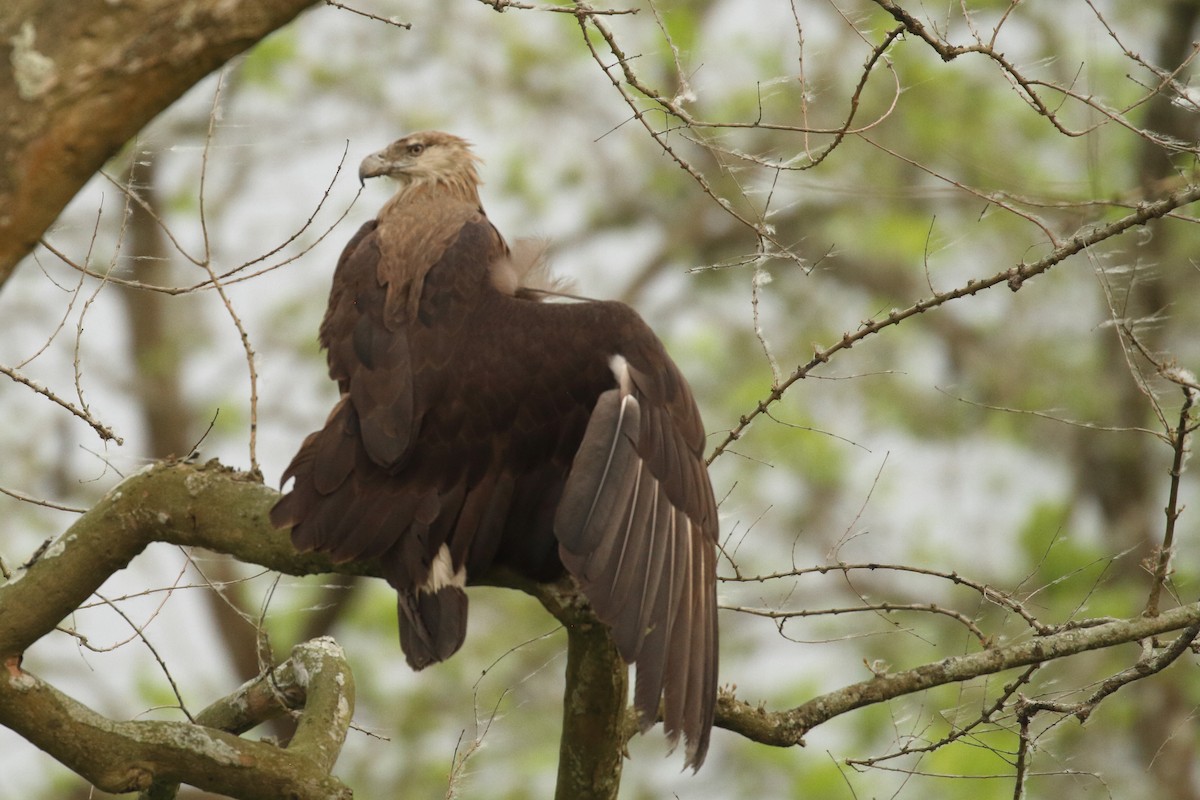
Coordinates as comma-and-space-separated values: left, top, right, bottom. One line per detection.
707, 182, 1200, 464
868, 0, 1200, 153
323, 0, 412, 28
716, 600, 1200, 748
197, 73, 260, 475
1011, 622, 1200, 798
90, 590, 195, 722
1146, 385, 1195, 616
478, 0, 638, 15
722, 561, 1051, 634
847, 664, 1040, 768
728, 600, 990, 647
0, 363, 123, 444
78, 146, 361, 296
0, 485, 87, 513
572, 2, 804, 268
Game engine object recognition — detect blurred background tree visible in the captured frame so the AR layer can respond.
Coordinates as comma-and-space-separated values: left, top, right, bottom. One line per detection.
2, 0, 1199, 798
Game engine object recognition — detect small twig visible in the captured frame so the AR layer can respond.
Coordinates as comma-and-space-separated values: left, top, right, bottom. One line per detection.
446, 687, 508, 800
936, 386, 1164, 444
1010, 621, 1200, 797
196, 73, 260, 474
0, 485, 88, 513
572, 2, 804, 268
1146, 385, 1195, 616
478, 0, 638, 15
728, 600, 991, 647
869, 0, 1200, 154
847, 664, 1040, 768
707, 182, 1200, 464
324, 0, 412, 27
92, 588, 195, 722
722, 560, 1052, 634
71, 199, 124, 426
16, 250, 87, 370
0, 364, 123, 444
750, 261, 782, 387
98, 169, 202, 267
1081, 622, 1200, 717
1012, 702, 1034, 800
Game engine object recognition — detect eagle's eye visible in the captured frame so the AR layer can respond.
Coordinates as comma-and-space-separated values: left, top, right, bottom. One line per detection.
407, 143, 425, 156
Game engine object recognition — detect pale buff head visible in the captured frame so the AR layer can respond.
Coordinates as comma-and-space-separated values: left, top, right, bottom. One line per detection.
359, 131, 482, 203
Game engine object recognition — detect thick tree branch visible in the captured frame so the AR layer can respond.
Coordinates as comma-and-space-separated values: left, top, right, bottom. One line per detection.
715, 601, 1200, 747
8, 460, 1199, 794
0, 461, 324, 657
1, 638, 354, 799
0, 0, 319, 285
0, 460, 633, 799
535, 581, 628, 800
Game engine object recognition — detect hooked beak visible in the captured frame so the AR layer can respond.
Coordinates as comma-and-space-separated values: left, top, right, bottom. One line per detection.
358, 150, 392, 186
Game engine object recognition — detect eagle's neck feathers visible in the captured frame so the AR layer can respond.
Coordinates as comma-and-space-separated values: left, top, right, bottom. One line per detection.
384, 167, 483, 214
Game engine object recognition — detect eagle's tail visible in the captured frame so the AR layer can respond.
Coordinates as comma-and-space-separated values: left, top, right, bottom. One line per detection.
397, 586, 469, 670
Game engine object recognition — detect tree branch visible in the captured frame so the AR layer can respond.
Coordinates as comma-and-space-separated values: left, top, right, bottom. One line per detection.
708, 181, 1200, 464
8, 460, 1199, 794
0, 460, 633, 798
0, 0, 319, 284
1, 638, 354, 799
535, 580, 629, 800
715, 601, 1200, 747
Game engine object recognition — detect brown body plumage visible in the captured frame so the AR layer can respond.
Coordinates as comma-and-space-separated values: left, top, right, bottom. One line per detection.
271, 131, 719, 767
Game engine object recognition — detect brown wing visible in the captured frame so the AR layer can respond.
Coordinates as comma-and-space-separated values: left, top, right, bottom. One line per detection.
271, 210, 514, 667
551, 308, 719, 771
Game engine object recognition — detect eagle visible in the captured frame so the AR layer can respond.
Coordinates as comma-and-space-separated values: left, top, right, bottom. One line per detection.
270, 131, 718, 768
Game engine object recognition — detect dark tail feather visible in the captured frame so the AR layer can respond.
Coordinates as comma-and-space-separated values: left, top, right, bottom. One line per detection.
397, 587, 469, 670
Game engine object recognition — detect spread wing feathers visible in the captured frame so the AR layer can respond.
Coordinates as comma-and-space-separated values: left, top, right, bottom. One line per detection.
555, 358, 719, 770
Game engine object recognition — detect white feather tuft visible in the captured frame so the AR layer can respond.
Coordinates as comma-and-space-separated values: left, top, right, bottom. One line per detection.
423, 543, 466, 592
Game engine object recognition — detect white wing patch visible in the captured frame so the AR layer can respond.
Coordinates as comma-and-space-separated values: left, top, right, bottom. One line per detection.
608, 353, 633, 395
423, 543, 467, 592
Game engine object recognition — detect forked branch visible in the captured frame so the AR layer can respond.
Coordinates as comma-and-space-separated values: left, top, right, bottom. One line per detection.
1, 639, 354, 800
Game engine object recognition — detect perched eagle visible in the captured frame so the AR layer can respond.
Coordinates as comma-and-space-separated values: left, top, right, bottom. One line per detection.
271, 131, 718, 767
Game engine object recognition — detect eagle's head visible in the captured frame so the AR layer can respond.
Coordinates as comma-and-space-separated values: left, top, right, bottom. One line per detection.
359, 131, 482, 201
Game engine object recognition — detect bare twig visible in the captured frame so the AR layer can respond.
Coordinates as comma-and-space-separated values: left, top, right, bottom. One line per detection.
0, 485, 87, 513
847, 664, 1040, 768
196, 73, 260, 474
47, 139, 356, 301
728, 600, 991, 647
869, 0, 1200, 153
707, 182, 1200, 464
324, 0, 412, 28
0, 364, 122, 444
92, 589, 195, 722
1146, 385, 1195, 616
723, 561, 1052, 635
478, 0, 638, 15
1012, 622, 1200, 797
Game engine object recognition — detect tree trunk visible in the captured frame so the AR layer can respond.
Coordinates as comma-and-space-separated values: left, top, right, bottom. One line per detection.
0, 0, 317, 285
